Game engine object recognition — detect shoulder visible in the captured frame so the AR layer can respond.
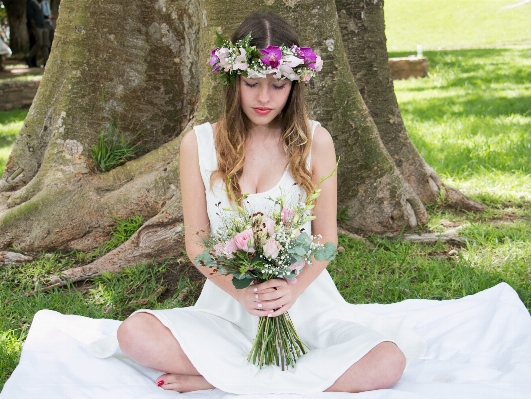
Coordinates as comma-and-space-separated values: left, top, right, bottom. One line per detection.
310, 123, 335, 172
181, 122, 215, 153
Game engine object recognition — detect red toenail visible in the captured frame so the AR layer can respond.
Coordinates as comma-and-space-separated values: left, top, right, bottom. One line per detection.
157, 380, 164, 387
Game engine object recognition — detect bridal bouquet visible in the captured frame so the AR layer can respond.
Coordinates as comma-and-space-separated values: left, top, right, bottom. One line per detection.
195, 182, 337, 370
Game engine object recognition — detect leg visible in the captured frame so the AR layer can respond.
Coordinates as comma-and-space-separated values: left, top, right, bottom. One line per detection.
325, 342, 406, 393
117, 312, 215, 392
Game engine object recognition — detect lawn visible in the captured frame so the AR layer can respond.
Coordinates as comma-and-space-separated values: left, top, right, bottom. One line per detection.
385, 0, 531, 52
1, 10, 531, 391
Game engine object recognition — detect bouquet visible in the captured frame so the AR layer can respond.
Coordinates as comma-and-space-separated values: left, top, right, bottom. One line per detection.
195, 181, 337, 370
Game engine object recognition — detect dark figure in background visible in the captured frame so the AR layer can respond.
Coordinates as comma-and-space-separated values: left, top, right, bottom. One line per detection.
41, 0, 55, 47
25, 0, 49, 68
25, 0, 37, 67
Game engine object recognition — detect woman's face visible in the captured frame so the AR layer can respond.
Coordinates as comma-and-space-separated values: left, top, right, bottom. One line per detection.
239, 74, 292, 128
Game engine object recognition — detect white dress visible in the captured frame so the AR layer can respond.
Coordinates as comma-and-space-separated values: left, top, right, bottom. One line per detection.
89, 121, 427, 395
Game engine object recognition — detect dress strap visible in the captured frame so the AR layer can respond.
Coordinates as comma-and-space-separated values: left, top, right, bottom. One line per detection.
306, 120, 321, 170
194, 122, 216, 191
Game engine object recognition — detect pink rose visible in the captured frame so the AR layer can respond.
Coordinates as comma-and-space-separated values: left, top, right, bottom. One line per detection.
281, 208, 295, 224
224, 238, 237, 255
262, 215, 276, 237
234, 229, 255, 253
263, 238, 281, 259
290, 261, 305, 272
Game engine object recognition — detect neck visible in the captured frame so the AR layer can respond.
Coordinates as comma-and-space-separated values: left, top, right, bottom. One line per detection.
246, 116, 283, 139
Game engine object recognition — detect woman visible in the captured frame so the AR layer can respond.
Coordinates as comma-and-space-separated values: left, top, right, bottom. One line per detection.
112, 12, 426, 394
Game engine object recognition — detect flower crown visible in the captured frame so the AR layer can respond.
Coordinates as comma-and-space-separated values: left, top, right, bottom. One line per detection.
210, 32, 323, 86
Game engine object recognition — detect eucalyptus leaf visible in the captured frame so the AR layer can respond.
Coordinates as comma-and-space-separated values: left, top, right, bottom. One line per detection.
314, 242, 337, 261
194, 251, 218, 268
232, 276, 254, 289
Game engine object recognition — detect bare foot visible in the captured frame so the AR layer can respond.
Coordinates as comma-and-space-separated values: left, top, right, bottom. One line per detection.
156, 374, 215, 392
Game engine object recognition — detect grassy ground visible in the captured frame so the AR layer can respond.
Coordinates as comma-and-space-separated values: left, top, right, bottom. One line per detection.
384, 0, 531, 52
1, 44, 531, 395
0, 109, 27, 174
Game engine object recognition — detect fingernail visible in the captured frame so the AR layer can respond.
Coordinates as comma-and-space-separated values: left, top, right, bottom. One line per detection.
255, 294, 258, 299
268, 313, 273, 317
254, 287, 258, 292
257, 303, 262, 308
157, 380, 164, 387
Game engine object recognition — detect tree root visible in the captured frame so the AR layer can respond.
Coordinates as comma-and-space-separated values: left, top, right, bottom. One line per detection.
45, 195, 186, 289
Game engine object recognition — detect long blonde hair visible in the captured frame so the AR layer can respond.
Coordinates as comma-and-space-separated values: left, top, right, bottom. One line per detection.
211, 12, 314, 200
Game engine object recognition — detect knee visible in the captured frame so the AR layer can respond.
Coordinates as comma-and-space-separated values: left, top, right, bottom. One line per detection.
117, 313, 158, 357
372, 342, 406, 390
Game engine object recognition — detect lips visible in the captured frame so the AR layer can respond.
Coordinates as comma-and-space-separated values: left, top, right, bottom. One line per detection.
253, 107, 272, 115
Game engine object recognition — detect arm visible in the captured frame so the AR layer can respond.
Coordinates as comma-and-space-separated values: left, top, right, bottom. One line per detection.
253, 125, 338, 316
179, 129, 271, 315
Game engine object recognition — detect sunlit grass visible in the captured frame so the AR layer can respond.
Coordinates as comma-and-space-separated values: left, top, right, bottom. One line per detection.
385, 0, 531, 52
392, 47, 531, 203
0, 109, 28, 174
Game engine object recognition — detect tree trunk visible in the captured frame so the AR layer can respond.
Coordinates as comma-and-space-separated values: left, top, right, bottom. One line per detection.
3, 0, 28, 54
335, 0, 485, 212
0, 0, 427, 276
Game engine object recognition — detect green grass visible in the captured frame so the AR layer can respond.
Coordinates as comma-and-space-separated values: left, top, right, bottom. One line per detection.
0, 109, 28, 174
392, 47, 531, 203
385, 0, 531, 52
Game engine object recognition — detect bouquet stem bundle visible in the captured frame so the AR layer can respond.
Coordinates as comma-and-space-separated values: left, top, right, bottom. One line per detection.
248, 312, 307, 370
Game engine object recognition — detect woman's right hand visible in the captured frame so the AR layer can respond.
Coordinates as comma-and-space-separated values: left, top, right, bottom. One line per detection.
236, 282, 278, 317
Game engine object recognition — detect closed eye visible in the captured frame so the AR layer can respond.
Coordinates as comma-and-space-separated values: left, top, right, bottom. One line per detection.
243, 80, 258, 88
273, 84, 287, 90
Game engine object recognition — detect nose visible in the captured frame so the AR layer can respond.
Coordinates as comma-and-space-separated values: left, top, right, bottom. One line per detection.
257, 83, 270, 104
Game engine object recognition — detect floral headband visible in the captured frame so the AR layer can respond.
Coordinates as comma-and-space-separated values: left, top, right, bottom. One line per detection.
209, 32, 323, 86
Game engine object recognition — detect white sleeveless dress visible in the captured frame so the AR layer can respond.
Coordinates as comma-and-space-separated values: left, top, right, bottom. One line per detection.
89, 121, 427, 395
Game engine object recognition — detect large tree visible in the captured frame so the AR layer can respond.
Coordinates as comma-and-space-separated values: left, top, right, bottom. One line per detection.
335, 0, 484, 211
3, 0, 27, 54
0, 0, 480, 282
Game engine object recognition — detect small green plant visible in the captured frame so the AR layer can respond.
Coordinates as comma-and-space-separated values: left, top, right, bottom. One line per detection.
90, 215, 144, 258
91, 122, 140, 172
337, 206, 352, 223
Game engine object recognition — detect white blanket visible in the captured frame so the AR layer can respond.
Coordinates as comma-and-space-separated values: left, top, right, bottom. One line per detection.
2, 283, 530, 398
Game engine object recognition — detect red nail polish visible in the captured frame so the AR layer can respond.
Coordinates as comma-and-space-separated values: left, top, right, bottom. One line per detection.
157, 380, 164, 387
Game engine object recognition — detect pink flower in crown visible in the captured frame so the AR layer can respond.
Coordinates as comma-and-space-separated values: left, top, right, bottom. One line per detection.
263, 238, 281, 259
301, 70, 314, 82
281, 208, 295, 224
298, 47, 317, 65
216, 48, 230, 70
234, 229, 255, 253
290, 261, 305, 272
260, 46, 282, 68
233, 48, 248, 71
313, 55, 323, 72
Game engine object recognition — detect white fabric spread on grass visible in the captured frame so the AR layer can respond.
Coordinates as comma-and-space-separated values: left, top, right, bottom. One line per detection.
2, 282, 531, 398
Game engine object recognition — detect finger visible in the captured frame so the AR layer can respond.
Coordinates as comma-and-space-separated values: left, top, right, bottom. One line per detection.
267, 303, 292, 317
254, 279, 286, 292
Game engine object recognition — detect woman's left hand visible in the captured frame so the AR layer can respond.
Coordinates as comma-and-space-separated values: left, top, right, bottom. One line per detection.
253, 278, 302, 317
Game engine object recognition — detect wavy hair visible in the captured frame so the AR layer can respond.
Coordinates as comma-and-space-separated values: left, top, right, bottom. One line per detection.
211, 12, 314, 201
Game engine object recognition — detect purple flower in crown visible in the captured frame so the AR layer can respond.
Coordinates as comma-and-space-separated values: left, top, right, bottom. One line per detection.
298, 47, 317, 65
210, 49, 219, 66
260, 46, 283, 68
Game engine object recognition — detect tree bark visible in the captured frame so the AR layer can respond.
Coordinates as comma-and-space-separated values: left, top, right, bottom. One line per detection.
335, 0, 485, 212
0, 0, 427, 273
3, 0, 28, 54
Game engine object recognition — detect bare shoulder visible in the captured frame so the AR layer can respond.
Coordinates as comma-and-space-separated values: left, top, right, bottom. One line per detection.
311, 124, 335, 163
180, 128, 198, 155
